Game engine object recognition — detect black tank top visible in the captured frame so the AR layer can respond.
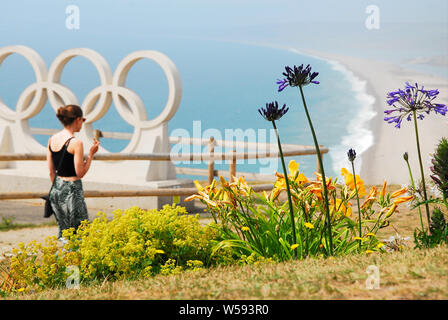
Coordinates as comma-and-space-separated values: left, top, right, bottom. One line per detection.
49, 137, 77, 177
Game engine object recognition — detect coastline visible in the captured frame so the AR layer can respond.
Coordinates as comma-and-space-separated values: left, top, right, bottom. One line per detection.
289, 49, 377, 178
293, 48, 448, 185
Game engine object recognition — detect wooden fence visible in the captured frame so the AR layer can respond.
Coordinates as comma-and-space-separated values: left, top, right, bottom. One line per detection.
0, 128, 328, 200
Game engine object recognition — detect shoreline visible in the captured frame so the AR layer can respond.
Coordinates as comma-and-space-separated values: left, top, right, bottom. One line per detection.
1, 40, 447, 186
289, 48, 377, 177
292, 48, 448, 185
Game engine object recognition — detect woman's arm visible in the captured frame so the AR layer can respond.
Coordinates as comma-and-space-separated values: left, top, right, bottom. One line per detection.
47, 139, 56, 182
73, 138, 100, 179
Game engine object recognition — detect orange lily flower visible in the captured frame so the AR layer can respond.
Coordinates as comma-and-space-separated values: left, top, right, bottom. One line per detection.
380, 181, 387, 198
391, 187, 408, 198
393, 195, 414, 204
361, 186, 377, 209
309, 187, 323, 201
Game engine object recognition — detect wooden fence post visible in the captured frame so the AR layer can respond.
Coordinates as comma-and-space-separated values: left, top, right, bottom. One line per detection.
208, 136, 215, 185
229, 149, 236, 183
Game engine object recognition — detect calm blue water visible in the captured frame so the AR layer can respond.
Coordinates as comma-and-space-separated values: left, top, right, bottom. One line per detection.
0, 38, 361, 180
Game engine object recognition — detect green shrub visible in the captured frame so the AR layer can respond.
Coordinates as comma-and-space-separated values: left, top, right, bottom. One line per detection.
5, 204, 223, 292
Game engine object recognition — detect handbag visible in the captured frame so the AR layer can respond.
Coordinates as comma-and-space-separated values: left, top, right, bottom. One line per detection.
41, 137, 74, 218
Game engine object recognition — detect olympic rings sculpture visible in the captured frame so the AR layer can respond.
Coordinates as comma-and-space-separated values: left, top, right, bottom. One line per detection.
0, 45, 182, 154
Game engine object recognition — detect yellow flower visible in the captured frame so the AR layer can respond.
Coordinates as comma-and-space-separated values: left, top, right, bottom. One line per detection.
193, 180, 204, 192
354, 237, 363, 241
377, 242, 385, 248
340, 168, 350, 177
312, 173, 336, 191
365, 233, 376, 237
341, 168, 367, 197
241, 227, 250, 232
329, 199, 353, 217
272, 160, 309, 186
290, 244, 299, 250
274, 177, 286, 190
288, 160, 299, 176
295, 173, 309, 184
155, 249, 165, 254
304, 222, 314, 229
365, 250, 374, 254
219, 175, 229, 188
17, 288, 25, 292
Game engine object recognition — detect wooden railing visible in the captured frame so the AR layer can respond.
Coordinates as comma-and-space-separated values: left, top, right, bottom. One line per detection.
0, 128, 329, 200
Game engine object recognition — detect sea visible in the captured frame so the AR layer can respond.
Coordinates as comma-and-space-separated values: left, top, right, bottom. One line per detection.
1, 1, 447, 182
0, 37, 376, 181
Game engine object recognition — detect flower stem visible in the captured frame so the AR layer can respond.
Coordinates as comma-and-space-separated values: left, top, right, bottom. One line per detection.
405, 156, 425, 232
412, 110, 431, 229
298, 85, 333, 256
272, 120, 298, 259
351, 161, 362, 250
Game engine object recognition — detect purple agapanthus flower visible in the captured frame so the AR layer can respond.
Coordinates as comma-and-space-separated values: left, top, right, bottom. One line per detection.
258, 101, 289, 121
347, 148, 356, 162
277, 64, 319, 92
384, 82, 447, 128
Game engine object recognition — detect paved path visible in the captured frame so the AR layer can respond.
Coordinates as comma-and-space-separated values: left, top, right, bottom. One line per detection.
0, 200, 59, 225
0, 199, 116, 225
0, 226, 59, 261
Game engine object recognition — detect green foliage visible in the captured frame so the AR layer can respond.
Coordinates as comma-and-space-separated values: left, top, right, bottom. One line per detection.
0, 216, 15, 231
430, 137, 448, 197
3, 204, 223, 293
413, 137, 448, 248
414, 207, 448, 249
189, 170, 402, 262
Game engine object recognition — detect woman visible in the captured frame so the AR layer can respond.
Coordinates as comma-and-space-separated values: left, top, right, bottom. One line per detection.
46, 104, 100, 240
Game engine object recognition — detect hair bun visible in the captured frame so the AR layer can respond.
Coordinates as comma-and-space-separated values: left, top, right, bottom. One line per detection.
56, 106, 66, 120
56, 105, 83, 126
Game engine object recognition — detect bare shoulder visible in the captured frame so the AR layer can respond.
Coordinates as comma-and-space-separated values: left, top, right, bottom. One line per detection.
65, 137, 81, 155
70, 137, 83, 149
48, 132, 62, 148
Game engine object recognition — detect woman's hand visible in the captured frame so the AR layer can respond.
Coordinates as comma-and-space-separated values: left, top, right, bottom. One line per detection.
74, 138, 99, 179
89, 138, 100, 157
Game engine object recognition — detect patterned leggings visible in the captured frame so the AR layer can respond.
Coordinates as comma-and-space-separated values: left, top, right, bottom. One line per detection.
49, 177, 89, 239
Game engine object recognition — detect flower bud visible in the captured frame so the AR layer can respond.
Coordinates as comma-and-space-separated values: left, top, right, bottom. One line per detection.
347, 148, 356, 162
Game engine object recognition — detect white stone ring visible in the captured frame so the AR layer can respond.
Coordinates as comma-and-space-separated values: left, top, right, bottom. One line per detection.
0, 45, 182, 154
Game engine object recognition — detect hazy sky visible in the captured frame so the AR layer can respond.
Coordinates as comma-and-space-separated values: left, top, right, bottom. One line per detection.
1, 1, 447, 66
0, 1, 446, 174
1, 1, 447, 33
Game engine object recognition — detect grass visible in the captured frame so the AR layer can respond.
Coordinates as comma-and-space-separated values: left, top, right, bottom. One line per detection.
1, 182, 447, 300
5, 245, 447, 300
